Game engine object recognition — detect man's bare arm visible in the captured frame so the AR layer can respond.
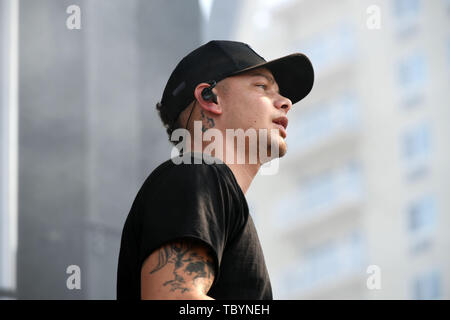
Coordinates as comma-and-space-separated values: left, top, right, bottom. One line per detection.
141, 238, 216, 300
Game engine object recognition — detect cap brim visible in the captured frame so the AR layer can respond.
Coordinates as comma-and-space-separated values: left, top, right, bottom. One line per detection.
226, 53, 314, 105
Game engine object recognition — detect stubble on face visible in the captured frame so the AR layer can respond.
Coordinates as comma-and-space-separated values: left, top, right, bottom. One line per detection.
221, 69, 289, 163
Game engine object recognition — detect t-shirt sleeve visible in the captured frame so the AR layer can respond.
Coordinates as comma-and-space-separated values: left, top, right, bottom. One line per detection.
138, 162, 235, 288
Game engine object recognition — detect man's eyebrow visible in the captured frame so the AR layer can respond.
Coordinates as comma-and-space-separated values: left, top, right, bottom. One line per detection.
249, 72, 275, 84
248, 72, 279, 92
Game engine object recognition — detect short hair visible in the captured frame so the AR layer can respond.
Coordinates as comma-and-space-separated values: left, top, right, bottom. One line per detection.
156, 101, 178, 146
157, 100, 196, 146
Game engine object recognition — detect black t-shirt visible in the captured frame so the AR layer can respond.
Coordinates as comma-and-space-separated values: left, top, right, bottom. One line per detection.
116, 152, 273, 300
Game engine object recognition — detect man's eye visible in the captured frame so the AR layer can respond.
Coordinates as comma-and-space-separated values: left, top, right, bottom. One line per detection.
256, 84, 267, 89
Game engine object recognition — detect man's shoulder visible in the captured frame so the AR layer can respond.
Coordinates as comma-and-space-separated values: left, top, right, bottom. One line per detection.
143, 153, 231, 190
158, 152, 225, 174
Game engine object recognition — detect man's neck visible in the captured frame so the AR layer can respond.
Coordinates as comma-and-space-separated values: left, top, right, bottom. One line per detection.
224, 161, 260, 195
188, 140, 261, 195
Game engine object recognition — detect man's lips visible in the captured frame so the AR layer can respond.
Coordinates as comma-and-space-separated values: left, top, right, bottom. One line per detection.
272, 116, 288, 138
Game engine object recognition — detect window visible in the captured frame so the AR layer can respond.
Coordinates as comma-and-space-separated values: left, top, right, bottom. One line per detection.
412, 269, 441, 299
279, 230, 365, 296
274, 161, 363, 228
304, 241, 339, 284
288, 93, 359, 152
394, 0, 421, 17
407, 194, 437, 253
393, 0, 421, 36
302, 171, 336, 212
333, 93, 359, 130
398, 53, 426, 90
408, 195, 436, 232
300, 162, 362, 214
298, 24, 356, 74
397, 53, 427, 107
273, 191, 304, 229
403, 124, 430, 158
401, 122, 431, 179
291, 104, 332, 151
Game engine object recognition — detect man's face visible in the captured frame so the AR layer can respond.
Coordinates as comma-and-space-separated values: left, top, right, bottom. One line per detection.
218, 67, 292, 160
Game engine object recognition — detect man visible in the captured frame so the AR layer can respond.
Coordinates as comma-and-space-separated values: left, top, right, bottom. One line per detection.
117, 40, 314, 300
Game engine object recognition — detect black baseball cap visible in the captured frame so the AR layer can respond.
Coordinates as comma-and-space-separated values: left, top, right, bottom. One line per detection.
160, 40, 314, 124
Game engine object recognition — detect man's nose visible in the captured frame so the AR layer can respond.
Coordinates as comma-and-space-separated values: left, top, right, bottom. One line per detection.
275, 94, 292, 113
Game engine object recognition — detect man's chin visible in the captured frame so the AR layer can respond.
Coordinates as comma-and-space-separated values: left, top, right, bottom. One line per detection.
264, 136, 287, 160
275, 139, 287, 158
279, 144, 287, 158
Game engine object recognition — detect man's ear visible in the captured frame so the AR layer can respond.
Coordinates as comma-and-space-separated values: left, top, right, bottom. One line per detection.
193, 83, 223, 115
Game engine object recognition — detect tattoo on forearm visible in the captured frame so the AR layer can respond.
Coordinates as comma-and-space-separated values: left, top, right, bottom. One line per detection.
149, 239, 215, 294
200, 110, 215, 132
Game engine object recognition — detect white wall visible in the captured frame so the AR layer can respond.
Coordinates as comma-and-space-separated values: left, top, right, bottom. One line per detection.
0, 0, 18, 298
